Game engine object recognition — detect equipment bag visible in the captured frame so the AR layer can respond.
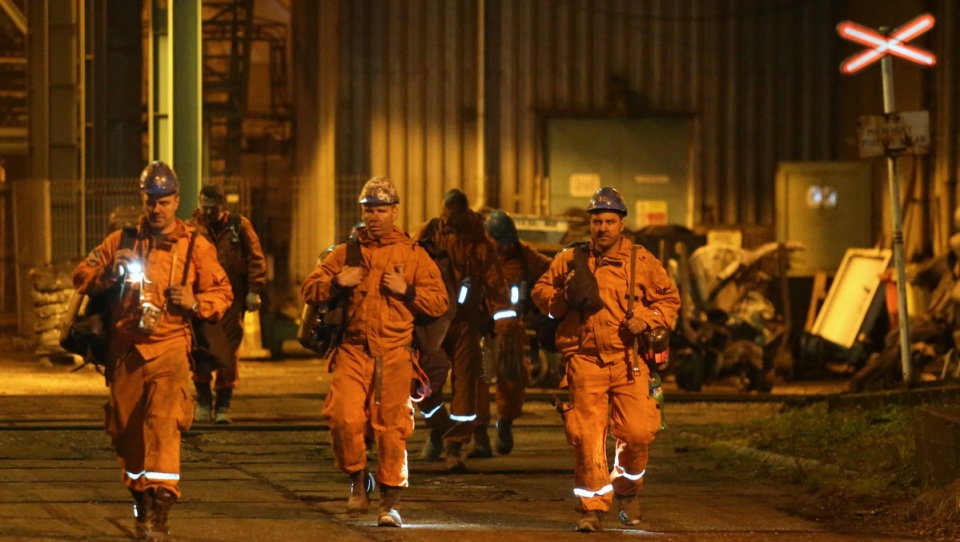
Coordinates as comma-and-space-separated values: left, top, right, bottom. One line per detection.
59, 227, 138, 369
297, 237, 361, 358
413, 237, 457, 353
182, 231, 234, 374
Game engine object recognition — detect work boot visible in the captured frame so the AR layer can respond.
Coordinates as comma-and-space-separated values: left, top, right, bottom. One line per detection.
575, 509, 603, 532
149, 487, 176, 541
347, 469, 372, 515
419, 428, 444, 461
214, 388, 233, 424
377, 485, 403, 527
615, 494, 642, 526
131, 490, 153, 539
194, 382, 213, 422
467, 426, 493, 459
496, 418, 514, 455
444, 441, 466, 472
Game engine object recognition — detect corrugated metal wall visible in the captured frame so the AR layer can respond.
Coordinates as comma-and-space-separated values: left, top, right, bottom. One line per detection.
931, 0, 960, 253
320, 0, 841, 233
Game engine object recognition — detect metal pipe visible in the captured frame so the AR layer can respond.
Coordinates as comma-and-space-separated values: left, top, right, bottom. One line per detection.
0, 0, 26, 35
476, 0, 486, 208
880, 51, 912, 386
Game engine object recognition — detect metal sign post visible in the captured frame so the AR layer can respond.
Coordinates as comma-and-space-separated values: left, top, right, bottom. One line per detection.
837, 13, 937, 387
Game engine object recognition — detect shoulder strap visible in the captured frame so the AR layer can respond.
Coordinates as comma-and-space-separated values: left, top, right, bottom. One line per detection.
628, 244, 638, 313
181, 231, 200, 286
627, 243, 640, 378
571, 242, 591, 274
119, 226, 138, 250
345, 236, 361, 266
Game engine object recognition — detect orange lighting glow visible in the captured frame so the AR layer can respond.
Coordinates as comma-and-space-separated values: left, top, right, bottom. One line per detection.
837, 13, 936, 75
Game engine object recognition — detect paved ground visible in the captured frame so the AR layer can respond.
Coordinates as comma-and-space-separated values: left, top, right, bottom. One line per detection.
0, 354, 917, 541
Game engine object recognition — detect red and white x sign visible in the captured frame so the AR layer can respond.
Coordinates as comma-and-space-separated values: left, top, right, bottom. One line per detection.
837, 13, 936, 75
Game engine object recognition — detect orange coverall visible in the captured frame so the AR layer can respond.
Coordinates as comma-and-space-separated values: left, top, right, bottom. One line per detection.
532, 235, 680, 512
301, 226, 448, 487
189, 210, 267, 388
72, 218, 233, 498
476, 240, 551, 425
416, 211, 515, 445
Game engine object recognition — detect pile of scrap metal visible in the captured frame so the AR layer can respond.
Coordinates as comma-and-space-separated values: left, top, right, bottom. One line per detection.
670, 240, 804, 392
840, 244, 960, 392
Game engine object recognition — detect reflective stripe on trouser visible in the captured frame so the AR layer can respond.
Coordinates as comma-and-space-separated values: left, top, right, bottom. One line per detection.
442, 319, 482, 444
565, 353, 660, 512
322, 343, 415, 488
106, 345, 193, 498
416, 349, 452, 431
475, 352, 530, 426
192, 300, 244, 389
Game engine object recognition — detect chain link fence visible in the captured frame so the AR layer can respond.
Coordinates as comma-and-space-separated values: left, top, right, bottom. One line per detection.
47, 177, 249, 263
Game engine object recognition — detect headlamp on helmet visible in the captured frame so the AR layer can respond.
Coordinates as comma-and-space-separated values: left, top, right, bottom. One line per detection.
358, 176, 400, 206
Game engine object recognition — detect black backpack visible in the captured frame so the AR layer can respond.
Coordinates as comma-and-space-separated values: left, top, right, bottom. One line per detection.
59, 227, 138, 372
297, 237, 360, 358
413, 237, 458, 353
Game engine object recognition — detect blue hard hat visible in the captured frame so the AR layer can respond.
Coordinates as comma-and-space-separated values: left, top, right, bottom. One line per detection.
587, 186, 628, 216
485, 209, 519, 245
138, 161, 180, 196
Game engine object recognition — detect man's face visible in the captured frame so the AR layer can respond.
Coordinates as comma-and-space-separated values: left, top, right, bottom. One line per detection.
142, 193, 180, 234
589, 211, 624, 253
495, 239, 519, 259
441, 206, 468, 230
361, 204, 397, 240
200, 196, 225, 225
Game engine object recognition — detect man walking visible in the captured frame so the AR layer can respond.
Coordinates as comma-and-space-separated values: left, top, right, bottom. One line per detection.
468, 209, 551, 458
415, 190, 521, 472
532, 186, 680, 532
189, 184, 267, 424
72, 161, 233, 539
301, 176, 449, 527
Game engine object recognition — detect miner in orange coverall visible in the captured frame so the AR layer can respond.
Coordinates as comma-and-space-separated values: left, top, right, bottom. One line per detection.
467, 209, 551, 458
189, 183, 268, 424
301, 177, 449, 527
415, 189, 522, 472
71, 161, 233, 539
532, 186, 680, 533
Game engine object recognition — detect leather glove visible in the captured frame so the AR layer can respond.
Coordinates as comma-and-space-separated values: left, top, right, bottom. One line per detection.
495, 319, 526, 382
246, 292, 262, 311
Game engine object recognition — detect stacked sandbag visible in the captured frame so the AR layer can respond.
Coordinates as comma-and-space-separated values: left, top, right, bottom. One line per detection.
29, 264, 76, 359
